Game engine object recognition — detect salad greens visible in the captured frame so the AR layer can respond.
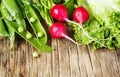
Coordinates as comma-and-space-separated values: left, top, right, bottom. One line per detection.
74, 0, 120, 49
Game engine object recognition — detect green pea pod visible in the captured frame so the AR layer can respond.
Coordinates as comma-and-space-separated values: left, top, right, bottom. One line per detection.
3, 0, 26, 28
0, 6, 9, 37
64, 0, 74, 19
4, 19, 53, 52
25, 4, 48, 45
1, 2, 52, 52
0, 17, 9, 37
1, 2, 15, 49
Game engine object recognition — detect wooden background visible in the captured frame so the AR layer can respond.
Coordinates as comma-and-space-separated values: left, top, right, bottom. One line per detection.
0, 35, 120, 77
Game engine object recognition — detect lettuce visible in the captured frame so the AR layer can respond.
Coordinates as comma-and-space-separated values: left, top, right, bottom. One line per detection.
73, 0, 120, 49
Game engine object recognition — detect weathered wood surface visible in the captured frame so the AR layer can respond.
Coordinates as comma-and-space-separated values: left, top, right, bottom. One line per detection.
0, 36, 120, 77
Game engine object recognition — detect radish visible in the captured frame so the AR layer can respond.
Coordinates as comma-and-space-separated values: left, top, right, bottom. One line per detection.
50, 4, 68, 22
73, 6, 89, 24
50, 22, 79, 45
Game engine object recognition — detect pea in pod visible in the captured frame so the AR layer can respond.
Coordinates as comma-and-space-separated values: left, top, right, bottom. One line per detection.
24, 4, 48, 45
3, 0, 26, 28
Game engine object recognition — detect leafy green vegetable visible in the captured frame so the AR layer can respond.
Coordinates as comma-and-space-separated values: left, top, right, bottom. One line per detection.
73, 0, 120, 49
64, 0, 74, 18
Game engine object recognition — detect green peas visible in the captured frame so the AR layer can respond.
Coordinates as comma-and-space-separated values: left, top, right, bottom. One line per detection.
32, 51, 39, 58
18, 26, 24, 33
26, 33, 32, 39
0, 0, 53, 52
1, 1, 52, 52
4, 19, 52, 52
37, 32, 44, 37
30, 17, 36, 23
24, 4, 48, 45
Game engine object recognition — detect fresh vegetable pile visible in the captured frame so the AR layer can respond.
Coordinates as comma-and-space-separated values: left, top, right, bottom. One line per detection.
0, 0, 120, 54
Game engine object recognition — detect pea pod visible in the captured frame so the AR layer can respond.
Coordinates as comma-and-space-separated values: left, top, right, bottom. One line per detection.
1, 2, 15, 49
1, 2, 52, 52
3, 0, 26, 28
0, 5, 9, 37
24, 4, 48, 45
4, 19, 53, 52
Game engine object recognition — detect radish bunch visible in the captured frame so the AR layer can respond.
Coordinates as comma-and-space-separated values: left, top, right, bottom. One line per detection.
49, 4, 105, 46
49, 4, 90, 45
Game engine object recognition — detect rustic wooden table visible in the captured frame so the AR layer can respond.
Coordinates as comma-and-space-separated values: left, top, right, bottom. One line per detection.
0, 36, 120, 77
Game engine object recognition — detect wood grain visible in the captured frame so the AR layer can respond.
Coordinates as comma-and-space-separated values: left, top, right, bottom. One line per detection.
0, 36, 120, 77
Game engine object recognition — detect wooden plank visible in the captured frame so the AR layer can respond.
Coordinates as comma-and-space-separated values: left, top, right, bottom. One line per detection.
0, 37, 120, 77
51, 39, 59, 77
57, 39, 70, 77
68, 41, 81, 77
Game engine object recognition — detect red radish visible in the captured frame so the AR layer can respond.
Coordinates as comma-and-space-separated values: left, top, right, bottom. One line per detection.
73, 6, 89, 24
50, 22, 79, 44
50, 22, 66, 38
50, 4, 89, 25
50, 4, 68, 22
